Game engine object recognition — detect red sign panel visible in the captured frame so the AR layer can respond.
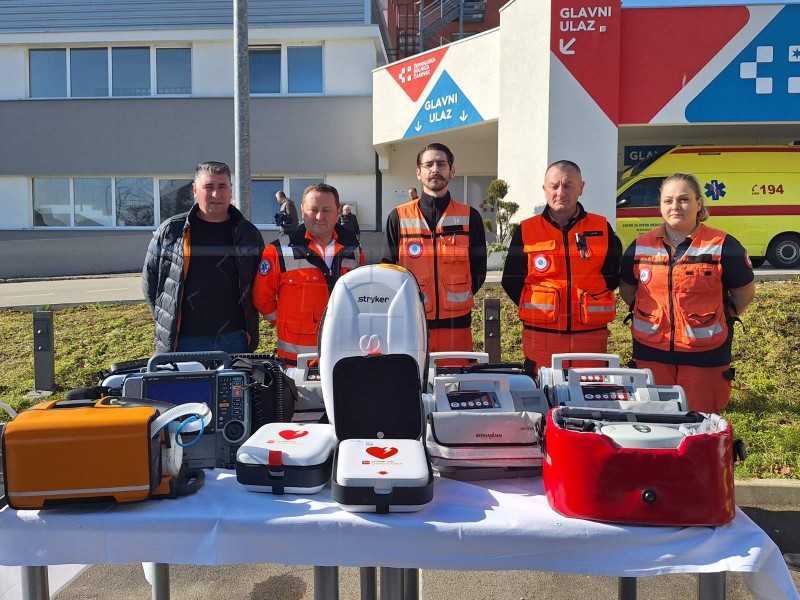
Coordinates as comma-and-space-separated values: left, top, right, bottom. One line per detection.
550, 1, 622, 124
387, 47, 449, 102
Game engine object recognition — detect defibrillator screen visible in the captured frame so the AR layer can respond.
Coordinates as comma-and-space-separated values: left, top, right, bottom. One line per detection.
142, 375, 214, 408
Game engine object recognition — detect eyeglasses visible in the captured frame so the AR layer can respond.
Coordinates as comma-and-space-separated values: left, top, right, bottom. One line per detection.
419, 160, 451, 171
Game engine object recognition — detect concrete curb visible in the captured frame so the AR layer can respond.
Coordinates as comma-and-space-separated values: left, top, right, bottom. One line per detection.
735, 479, 800, 507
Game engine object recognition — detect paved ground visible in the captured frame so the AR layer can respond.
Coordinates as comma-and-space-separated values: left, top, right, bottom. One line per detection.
0, 266, 796, 310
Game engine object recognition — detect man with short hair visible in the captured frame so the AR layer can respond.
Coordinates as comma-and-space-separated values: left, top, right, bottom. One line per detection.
338, 204, 361, 240
254, 183, 364, 365
408, 187, 419, 201
143, 161, 265, 353
275, 191, 298, 235
382, 143, 487, 352
501, 160, 621, 372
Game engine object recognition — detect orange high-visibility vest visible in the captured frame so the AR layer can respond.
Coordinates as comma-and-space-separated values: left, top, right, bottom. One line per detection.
631, 224, 729, 352
518, 213, 616, 332
395, 199, 473, 321
253, 231, 362, 363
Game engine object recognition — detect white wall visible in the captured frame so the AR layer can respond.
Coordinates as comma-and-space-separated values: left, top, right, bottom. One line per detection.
547, 57, 618, 224
192, 41, 234, 97
496, 0, 552, 222
327, 174, 376, 229
325, 40, 376, 96
0, 46, 27, 99
3, 178, 31, 228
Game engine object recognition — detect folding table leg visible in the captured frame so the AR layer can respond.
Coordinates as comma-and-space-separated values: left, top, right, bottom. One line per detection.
21, 566, 48, 600
402, 568, 419, 600
697, 572, 726, 600
150, 563, 170, 600
618, 576, 637, 600
314, 566, 339, 600
360, 567, 377, 600
379, 567, 404, 600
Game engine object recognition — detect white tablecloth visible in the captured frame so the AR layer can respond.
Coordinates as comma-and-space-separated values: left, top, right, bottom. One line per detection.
0, 473, 797, 600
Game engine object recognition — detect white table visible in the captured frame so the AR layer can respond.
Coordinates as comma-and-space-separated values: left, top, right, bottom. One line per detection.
0, 473, 797, 600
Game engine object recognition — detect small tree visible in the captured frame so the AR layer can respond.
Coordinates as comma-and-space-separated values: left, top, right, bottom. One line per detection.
483, 179, 518, 253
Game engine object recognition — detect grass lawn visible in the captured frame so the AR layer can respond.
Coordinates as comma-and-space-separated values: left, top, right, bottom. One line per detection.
1, 278, 798, 480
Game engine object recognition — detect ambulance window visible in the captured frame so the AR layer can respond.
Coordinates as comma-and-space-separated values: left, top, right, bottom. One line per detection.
617, 178, 663, 208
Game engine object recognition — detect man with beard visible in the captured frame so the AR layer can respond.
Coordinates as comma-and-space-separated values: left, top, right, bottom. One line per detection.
382, 143, 486, 352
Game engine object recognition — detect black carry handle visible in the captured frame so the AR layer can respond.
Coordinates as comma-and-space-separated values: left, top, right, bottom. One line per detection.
556, 407, 708, 425
467, 362, 526, 374
147, 351, 232, 372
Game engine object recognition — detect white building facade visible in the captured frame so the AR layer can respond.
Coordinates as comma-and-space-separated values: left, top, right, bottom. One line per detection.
0, 0, 388, 277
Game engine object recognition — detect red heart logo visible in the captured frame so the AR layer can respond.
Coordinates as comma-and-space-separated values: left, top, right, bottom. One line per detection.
366, 446, 398, 460
279, 430, 309, 440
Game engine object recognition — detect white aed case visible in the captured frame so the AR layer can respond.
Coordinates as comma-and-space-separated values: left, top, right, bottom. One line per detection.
333, 438, 430, 513
236, 423, 337, 494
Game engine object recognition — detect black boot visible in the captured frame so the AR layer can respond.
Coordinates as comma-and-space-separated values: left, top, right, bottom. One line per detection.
784, 553, 800, 572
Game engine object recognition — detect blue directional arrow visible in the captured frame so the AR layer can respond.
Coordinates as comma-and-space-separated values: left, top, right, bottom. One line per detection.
686, 5, 800, 122
403, 70, 484, 139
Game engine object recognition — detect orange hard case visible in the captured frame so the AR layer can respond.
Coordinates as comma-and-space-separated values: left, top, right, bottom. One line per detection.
2, 399, 161, 509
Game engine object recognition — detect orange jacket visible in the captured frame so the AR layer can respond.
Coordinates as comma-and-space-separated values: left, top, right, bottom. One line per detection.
253, 226, 363, 363
395, 199, 473, 321
630, 224, 729, 352
518, 213, 616, 332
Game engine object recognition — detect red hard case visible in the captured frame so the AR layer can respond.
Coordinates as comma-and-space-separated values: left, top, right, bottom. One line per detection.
542, 407, 736, 526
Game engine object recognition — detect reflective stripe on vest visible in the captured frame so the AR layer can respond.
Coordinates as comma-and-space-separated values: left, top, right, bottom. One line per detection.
517, 212, 615, 332
276, 339, 318, 357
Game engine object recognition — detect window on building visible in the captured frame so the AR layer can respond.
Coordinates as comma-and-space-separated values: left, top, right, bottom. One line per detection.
70, 48, 109, 97
287, 46, 323, 93
249, 45, 323, 95
29, 50, 66, 98
250, 47, 281, 94
289, 178, 320, 205
28, 46, 191, 98
156, 48, 191, 95
159, 179, 194, 223
116, 178, 155, 226
74, 178, 113, 226
32, 178, 71, 226
112, 47, 150, 96
252, 180, 284, 226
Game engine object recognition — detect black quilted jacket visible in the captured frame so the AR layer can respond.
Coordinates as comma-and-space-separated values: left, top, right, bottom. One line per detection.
142, 204, 265, 352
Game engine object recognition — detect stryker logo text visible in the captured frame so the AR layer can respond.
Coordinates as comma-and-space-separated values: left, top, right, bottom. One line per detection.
358, 296, 390, 303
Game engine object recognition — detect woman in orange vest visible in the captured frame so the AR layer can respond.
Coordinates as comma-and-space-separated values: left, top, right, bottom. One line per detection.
619, 172, 756, 413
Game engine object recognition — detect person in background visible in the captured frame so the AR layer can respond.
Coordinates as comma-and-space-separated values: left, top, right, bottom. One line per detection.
382, 142, 487, 352
338, 204, 361, 241
143, 161, 264, 353
619, 172, 755, 413
275, 191, 298, 235
502, 160, 621, 373
408, 187, 419, 201
254, 183, 364, 365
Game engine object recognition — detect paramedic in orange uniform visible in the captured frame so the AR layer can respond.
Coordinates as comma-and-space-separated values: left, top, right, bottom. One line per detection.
382, 143, 487, 352
619, 172, 755, 413
501, 160, 621, 373
254, 183, 364, 365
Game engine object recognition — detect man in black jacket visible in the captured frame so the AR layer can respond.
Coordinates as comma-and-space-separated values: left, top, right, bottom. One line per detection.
142, 161, 265, 353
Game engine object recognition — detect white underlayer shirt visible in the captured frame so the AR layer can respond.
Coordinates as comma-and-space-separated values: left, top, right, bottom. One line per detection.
309, 238, 337, 269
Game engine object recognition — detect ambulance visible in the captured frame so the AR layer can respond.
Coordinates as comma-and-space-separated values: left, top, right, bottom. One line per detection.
615, 145, 800, 268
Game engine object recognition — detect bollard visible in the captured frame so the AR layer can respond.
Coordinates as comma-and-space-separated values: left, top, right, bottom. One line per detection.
32, 311, 55, 392
483, 298, 501, 363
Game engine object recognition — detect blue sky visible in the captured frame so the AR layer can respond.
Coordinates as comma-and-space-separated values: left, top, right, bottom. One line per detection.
622, 0, 800, 6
